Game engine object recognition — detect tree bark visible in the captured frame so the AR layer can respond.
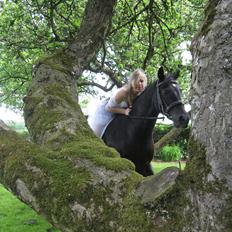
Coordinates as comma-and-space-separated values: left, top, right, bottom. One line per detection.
0, 0, 175, 231
178, 1, 232, 231
1, 0, 232, 232
147, 1, 232, 231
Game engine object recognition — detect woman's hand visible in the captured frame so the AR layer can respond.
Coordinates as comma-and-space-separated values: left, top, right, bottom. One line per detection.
124, 107, 132, 116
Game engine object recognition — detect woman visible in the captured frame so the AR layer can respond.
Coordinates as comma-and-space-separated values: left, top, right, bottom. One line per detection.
88, 69, 148, 137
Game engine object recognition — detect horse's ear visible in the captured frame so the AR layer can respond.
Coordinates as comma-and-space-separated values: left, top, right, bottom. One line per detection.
158, 66, 165, 81
174, 70, 180, 79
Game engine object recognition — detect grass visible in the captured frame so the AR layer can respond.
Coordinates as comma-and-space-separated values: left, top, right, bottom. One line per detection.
152, 160, 186, 174
0, 185, 59, 232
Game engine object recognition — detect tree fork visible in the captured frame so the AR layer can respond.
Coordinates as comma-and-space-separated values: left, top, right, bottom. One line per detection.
1, 0, 232, 231
0, 123, 181, 232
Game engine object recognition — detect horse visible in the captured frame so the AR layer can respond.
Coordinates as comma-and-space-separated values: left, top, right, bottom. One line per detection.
102, 67, 189, 176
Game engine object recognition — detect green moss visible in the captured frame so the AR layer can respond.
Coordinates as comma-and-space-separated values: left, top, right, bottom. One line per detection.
24, 81, 93, 146
36, 49, 74, 75
137, 137, 208, 231
61, 138, 135, 172
195, 0, 219, 38
118, 174, 155, 232
0, 129, 153, 231
33, 109, 64, 131
181, 137, 211, 190
26, 84, 81, 129
144, 137, 232, 231
23, 96, 43, 113
0, 133, 91, 229
44, 83, 79, 111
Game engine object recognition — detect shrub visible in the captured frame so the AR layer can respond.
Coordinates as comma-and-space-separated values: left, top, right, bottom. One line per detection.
154, 123, 191, 159
160, 145, 182, 161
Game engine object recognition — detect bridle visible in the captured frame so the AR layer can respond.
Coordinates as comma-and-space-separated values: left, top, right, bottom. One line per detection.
156, 78, 183, 120
128, 78, 183, 120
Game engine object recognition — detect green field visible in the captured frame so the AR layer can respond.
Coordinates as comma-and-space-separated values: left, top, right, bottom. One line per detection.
0, 161, 185, 232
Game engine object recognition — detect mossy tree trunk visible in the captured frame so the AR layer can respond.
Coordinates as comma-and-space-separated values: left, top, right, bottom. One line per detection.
0, 0, 159, 231
142, 2, 232, 231
23, 0, 117, 147
175, 1, 232, 231
1, 0, 232, 232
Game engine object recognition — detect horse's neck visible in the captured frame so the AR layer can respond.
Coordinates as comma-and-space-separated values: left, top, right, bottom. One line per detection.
131, 83, 158, 117
127, 83, 159, 137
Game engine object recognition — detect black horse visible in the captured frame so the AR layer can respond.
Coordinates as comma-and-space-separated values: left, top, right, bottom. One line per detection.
102, 67, 189, 176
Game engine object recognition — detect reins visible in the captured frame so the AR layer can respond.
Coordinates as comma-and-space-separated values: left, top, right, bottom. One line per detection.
128, 115, 165, 120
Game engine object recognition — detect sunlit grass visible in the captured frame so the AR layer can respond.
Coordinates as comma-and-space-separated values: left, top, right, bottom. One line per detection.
152, 160, 186, 174
0, 185, 59, 232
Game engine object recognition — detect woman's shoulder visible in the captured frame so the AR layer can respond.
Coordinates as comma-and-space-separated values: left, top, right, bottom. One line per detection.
112, 85, 129, 103
115, 85, 129, 94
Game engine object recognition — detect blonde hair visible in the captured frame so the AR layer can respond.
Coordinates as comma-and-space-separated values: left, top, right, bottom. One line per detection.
127, 69, 147, 105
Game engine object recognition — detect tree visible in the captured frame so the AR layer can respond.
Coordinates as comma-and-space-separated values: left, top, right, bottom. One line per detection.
1, 0, 232, 232
183, 0, 232, 230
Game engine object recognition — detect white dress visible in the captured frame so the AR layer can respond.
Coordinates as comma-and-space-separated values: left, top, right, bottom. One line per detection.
88, 88, 128, 138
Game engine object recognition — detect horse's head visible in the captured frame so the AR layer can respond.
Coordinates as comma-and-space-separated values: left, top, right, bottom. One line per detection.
156, 67, 189, 128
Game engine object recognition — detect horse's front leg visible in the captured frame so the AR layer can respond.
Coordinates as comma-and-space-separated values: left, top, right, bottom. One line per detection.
143, 163, 154, 176
135, 163, 154, 177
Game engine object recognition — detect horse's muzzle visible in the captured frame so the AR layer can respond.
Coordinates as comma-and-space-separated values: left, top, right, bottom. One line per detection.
176, 113, 189, 128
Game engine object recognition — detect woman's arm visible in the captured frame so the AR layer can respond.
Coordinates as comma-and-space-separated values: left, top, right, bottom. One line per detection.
107, 107, 131, 115
105, 87, 131, 115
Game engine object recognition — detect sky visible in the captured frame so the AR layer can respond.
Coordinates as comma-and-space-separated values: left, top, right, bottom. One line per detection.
0, 105, 24, 123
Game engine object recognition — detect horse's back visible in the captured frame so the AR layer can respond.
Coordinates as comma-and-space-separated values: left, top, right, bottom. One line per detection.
103, 115, 154, 162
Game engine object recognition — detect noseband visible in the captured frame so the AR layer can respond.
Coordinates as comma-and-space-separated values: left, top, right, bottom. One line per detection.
156, 78, 183, 119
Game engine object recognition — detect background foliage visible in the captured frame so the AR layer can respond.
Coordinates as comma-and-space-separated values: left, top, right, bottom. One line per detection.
154, 123, 191, 159
0, 0, 206, 109
159, 144, 182, 161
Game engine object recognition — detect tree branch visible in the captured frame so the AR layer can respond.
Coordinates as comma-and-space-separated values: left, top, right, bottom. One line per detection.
110, 4, 149, 35
154, 127, 184, 155
77, 81, 115, 92
88, 61, 123, 88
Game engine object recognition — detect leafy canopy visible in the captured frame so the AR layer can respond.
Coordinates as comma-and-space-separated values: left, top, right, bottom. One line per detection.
0, 0, 206, 109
